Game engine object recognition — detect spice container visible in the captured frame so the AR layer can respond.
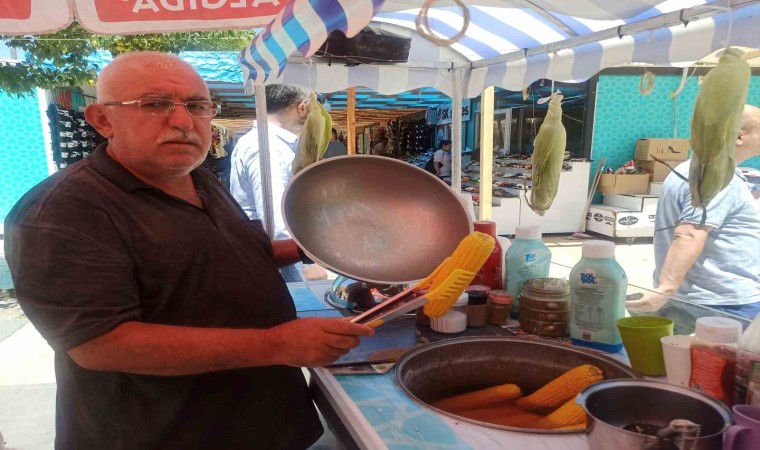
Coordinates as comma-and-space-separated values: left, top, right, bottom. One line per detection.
430, 293, 469, 334
487, 290, 513, 326
466, 290, 488, 328
690, 317, 743, 406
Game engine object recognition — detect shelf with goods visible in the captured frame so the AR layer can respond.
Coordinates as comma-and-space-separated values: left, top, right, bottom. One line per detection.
462, 157, 591, 234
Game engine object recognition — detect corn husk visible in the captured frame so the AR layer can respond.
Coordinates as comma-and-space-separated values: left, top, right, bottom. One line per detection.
689, 48, 750, 208
529, 94, 566, 216
292, 93, 333, 175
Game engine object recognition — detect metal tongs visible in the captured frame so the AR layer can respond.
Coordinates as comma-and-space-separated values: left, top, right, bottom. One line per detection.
350, 232, 495, 328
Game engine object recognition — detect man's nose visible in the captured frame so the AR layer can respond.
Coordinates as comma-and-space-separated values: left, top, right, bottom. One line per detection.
167, 104, 194, 131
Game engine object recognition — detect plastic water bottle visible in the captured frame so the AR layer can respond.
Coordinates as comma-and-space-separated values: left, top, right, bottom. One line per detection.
569, 240, 627, 353
505, 226, 551, 317
735, 313, 760, 405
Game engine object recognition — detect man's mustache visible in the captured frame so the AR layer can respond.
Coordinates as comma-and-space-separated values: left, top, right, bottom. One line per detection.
159, 132, 202, 146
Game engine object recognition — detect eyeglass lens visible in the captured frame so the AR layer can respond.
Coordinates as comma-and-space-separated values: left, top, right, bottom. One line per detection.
138, 99, 218, 117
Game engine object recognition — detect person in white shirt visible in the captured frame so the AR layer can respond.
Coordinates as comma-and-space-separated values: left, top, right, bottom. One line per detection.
433, 139, 453, 180
230, 84, 312, 282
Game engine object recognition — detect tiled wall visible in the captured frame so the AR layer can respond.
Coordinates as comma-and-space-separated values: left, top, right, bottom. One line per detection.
0, 92, 48, 224
591, 73, 760, 176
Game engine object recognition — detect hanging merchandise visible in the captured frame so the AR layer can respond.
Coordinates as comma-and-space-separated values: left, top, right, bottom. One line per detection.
569, 240, 627, 353
47, 104, 106, 170
505, 226, 551, 317
202, 124, 233, 189
388, 115, 432, 158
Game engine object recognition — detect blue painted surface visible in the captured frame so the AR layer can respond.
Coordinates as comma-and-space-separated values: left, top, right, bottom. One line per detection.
591, 74, 760, 178
0, 91, 47, 224
337, 373, 472, 449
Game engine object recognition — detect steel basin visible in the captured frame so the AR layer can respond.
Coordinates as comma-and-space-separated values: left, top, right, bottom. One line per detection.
578, 379, 732, 449
283, 155, 472, 284
394, 336, 640, 434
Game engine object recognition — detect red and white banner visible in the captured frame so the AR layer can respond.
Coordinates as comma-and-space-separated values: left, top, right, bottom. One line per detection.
0, 0, 289, 35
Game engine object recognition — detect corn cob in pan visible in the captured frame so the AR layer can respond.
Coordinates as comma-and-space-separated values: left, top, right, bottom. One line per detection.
528, 94, 567, 216
689, 48, 750, 208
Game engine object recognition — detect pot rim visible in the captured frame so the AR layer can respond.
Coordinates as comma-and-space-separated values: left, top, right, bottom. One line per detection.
393, 336, 641, 434
577, 379, 733, 439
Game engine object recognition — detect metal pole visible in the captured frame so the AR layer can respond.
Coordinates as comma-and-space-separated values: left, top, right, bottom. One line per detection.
451, 68, 464, 194
479, 86, 495, 221
254, 84, 275, 238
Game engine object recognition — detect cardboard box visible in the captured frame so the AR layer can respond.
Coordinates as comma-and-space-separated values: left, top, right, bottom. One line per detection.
635, 138, 689, 161
598, 174, 650, 195
603, 194, 659, 215
586, 205, 655, 238
635, 160, 678, 183
649, 182, 663, 196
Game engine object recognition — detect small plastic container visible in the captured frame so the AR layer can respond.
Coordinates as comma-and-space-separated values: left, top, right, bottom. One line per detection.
690, 317, 743, 406
487, 290, 513, 326
467, 291, 489, 328
430, 293, 469, 334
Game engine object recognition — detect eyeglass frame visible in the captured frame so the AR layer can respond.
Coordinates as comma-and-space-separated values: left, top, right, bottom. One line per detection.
102, 97, 221, 117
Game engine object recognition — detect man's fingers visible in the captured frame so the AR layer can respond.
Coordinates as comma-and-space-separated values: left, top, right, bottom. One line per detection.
323, 334, 360, 351
625, 299, 658, 312
323, 319, 375, 337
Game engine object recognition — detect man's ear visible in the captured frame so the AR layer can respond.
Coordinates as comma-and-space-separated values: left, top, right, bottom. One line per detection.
84, 104, 114, 139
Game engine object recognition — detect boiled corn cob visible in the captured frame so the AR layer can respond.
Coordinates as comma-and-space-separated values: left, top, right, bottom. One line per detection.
554, 422, 587, 431
292, 93, 332, 175
454, 403, 524, 420
529, 398, 587, 429
689, 47, 750, 208
492, 412, 544, 428
529, 94, 566, 216
516, 364, 603, 411
432, 383, 521, 412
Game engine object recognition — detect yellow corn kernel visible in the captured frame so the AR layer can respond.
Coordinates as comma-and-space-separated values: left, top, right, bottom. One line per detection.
529, 398, 587, 429
516, 364, 603, 411
555, 422, 587, 431
432, 383, 522, 412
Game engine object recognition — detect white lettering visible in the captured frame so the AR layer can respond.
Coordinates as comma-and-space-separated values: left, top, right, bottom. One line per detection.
188, 0, 198, 9
252, 0, 279, 6
159, 0, 184, 11
202, 0, 226, 9
230, 0, 246, 7
133, 0, 159, 13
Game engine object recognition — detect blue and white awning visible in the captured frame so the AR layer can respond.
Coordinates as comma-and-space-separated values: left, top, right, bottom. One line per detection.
239, 0, 760, 96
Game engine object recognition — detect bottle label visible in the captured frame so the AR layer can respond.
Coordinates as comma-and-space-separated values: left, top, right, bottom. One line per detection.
573, 270, 605, 333
690, 346, 735, 404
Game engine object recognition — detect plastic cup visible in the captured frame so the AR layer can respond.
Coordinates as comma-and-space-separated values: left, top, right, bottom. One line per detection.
616, 316, 674, 376
660, 335, 693, 386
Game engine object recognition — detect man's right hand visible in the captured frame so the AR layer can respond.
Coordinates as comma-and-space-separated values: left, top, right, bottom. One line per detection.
625, 290, 670, 313
266, 318, 374, 368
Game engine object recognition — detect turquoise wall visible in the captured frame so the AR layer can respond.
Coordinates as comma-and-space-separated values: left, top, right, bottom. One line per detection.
591, 73, 760, 174
0, 92, 48, 224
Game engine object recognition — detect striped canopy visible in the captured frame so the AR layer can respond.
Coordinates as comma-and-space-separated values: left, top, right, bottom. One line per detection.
240, 0, 759, 96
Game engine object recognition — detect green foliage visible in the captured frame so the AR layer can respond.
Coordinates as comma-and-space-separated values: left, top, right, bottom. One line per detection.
0, 22, 254, 97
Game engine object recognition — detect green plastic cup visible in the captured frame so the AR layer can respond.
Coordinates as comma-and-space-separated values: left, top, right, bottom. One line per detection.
616, 316, 674, 376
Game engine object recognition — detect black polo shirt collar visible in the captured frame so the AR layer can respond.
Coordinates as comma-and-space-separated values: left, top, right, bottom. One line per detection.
88, 143, 212, 199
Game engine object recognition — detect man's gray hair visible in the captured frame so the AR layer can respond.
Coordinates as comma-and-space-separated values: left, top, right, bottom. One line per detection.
265, 84, 312, 115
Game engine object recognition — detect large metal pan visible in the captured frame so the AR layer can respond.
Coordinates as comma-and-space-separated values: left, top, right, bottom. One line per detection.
283, 155, 472, 284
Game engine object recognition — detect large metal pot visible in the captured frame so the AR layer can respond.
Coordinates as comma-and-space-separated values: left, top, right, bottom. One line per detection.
394, 336, 640, 433
578, 379, 732, 450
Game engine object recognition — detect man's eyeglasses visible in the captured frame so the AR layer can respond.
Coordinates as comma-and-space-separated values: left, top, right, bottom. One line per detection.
102, 97, 221, 117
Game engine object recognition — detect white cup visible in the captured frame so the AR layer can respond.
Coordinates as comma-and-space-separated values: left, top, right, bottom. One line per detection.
660, 335, 693, 387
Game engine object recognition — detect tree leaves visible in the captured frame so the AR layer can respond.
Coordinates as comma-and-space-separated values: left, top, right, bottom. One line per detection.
0, 22, 255, 97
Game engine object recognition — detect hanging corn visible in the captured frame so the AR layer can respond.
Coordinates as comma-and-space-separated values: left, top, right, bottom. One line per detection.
529, 94, 566, 216
292, 93, 333, 175
689, 48, 750, 208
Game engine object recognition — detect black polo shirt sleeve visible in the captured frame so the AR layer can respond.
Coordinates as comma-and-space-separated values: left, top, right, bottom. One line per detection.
7, 221, 139, 352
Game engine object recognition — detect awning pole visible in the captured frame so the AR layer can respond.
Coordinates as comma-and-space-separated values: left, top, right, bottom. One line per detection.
254, 84, 275, 238
347, 87, 357, 155
479, 86, 495, 221
451, 68, 464, 194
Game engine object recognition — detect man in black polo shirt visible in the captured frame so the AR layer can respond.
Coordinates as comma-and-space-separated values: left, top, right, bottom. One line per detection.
4, 52, 373, 449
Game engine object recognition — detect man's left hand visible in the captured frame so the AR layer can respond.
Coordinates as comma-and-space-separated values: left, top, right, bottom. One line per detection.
625, 290, 669, 312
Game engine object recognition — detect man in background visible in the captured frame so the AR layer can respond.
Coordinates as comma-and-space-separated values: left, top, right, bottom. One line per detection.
433, 139, 453, 180
322, 128, 347, 159
230, 84, 326, 282
627, 104, 760, 320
